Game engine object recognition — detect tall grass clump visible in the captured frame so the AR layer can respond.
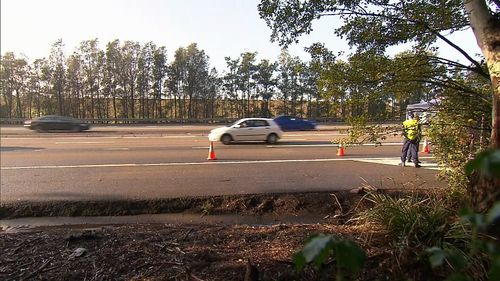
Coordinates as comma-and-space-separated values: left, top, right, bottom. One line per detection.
360, 192, 455, 249
358, 191, 491, 280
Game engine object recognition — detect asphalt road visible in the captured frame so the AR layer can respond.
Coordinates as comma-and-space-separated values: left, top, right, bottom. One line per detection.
0, 125, 441, 203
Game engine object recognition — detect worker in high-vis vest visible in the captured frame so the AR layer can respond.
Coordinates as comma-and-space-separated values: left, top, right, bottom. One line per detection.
400, 113, 421, 168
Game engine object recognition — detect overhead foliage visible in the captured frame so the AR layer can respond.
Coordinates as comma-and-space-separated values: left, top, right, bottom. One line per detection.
259, 0, 488, 77
259, 0, 500, 208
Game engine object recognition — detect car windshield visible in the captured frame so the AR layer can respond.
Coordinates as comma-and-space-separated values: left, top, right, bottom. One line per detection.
229, 120, 244, 127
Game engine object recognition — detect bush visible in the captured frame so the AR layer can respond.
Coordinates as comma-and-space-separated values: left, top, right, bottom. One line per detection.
359, 192, 456, 250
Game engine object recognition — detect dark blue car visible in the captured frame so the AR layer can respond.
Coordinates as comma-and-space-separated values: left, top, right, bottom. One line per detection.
273, 115, 317, 131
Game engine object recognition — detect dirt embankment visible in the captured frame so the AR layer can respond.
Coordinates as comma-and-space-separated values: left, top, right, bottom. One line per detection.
0, 191, 359, 220
0, 191, 441, 281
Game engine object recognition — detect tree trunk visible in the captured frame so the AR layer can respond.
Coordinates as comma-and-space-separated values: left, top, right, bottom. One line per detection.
15, 88, 23, 118
464, 0, 500, 211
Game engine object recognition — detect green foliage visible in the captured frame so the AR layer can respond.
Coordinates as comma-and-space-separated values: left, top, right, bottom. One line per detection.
259, 0, 468, 51
201, 200, 215, 215
465, 149, 500, 178
258, 0, 492, 150
360, 192, 456, 249
424, 69, 491, 194
331, 116, 397, 147
294, 234, 366, 281
427, 202, 500, 281
359, 191, 498, 280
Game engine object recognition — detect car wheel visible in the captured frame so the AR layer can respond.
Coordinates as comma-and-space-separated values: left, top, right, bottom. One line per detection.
72, 125, 81, 132
221, 134, 232, 145
35, 125, 46, 133
266, 133, 278, 144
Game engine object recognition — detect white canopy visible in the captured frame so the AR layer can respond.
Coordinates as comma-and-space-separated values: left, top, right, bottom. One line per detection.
406, 99, 440, 121
406, 99, 439, 111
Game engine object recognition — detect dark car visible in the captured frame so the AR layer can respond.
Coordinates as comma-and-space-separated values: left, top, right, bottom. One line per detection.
24, 115, 91, 132
273, 115, 317, 131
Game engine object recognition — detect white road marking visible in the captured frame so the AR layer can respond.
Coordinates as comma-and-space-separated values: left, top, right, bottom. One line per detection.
1, 157, 439, 170
55, 141, 115, 144
281, 138, 308, 141
2, 135, 200, 141
268, 142, 404, 148
354, 158, 440, 170
268, 144, 338, 148
289, 133, 347, 136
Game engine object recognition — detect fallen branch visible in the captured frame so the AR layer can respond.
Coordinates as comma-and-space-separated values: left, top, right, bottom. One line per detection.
181, 228, 194, 241
136, 261, 184, 271
20, 257, 54, 280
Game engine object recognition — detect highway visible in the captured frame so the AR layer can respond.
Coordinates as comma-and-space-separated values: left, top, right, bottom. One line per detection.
0, 125, 442, 203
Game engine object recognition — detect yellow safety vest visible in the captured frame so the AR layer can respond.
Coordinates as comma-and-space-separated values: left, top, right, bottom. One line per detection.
403, 119, 419, 140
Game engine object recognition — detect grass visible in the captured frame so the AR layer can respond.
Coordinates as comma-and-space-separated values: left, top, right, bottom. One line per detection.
355, 190, 490, 280
359, 191, 453, 248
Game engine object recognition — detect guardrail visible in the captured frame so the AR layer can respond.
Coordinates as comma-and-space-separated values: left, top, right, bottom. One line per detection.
0, 118, 238, 125
0, 117, 402, 126
0, 117, 341, 125
0, 118, 25, 125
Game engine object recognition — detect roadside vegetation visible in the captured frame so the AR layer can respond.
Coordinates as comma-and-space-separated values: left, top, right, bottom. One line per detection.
1, 0, 499, 280
259, 0, 499, 280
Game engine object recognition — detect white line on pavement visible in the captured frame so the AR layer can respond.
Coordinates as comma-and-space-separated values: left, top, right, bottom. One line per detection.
288, 133, 347, 136
268, 142, 403, 148
55, 141, 116, 144
2, 135, 200, 141
355, 158, 440, 170
1, 157, 439, 170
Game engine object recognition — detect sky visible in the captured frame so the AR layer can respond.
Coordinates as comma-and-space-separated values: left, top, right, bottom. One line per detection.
1, 0, 483, 72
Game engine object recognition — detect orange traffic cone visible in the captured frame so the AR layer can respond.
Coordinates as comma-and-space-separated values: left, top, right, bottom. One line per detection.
422, 138, 430, 154
207, 141, 217, 160
337, 143, 345, 156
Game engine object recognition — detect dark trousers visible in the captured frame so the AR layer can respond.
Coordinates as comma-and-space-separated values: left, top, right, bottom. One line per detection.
401, 138, 418, 163
407, 138, 420, 160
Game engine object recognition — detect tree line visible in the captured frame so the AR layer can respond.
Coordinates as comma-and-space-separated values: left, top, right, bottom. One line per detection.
0, 38, 441, 122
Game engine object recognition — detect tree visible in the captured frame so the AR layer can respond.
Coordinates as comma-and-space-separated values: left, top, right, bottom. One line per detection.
184, 43, 210, 119
464, 1, 500, 211
137, 42, 154, 119
222, 57, 241, 117
255, 59, 278, 117
103, 39, 122, 119
166, 44, 210, 119
237, 52, 258, 116
258, 0, 500, 210
465, 0, 500, 146
307, 43, 343, 119
201, 68, 220, 119
48, 39, 66, 116
152, 45, 167, 118
26, 59, 45, 118
277, 49, 304, 115
79, 39, 102, 119
121, 41, 141, 118
66, 52, 84, 117
0, 53, 29, 118
298, 62, 318, 118
166, 48, 186, 119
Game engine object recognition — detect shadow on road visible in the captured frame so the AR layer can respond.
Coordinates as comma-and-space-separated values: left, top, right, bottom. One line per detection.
0, 146, 43, 152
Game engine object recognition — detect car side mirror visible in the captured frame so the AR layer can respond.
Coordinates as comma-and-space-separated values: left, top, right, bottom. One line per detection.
233, 124, 241, 128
